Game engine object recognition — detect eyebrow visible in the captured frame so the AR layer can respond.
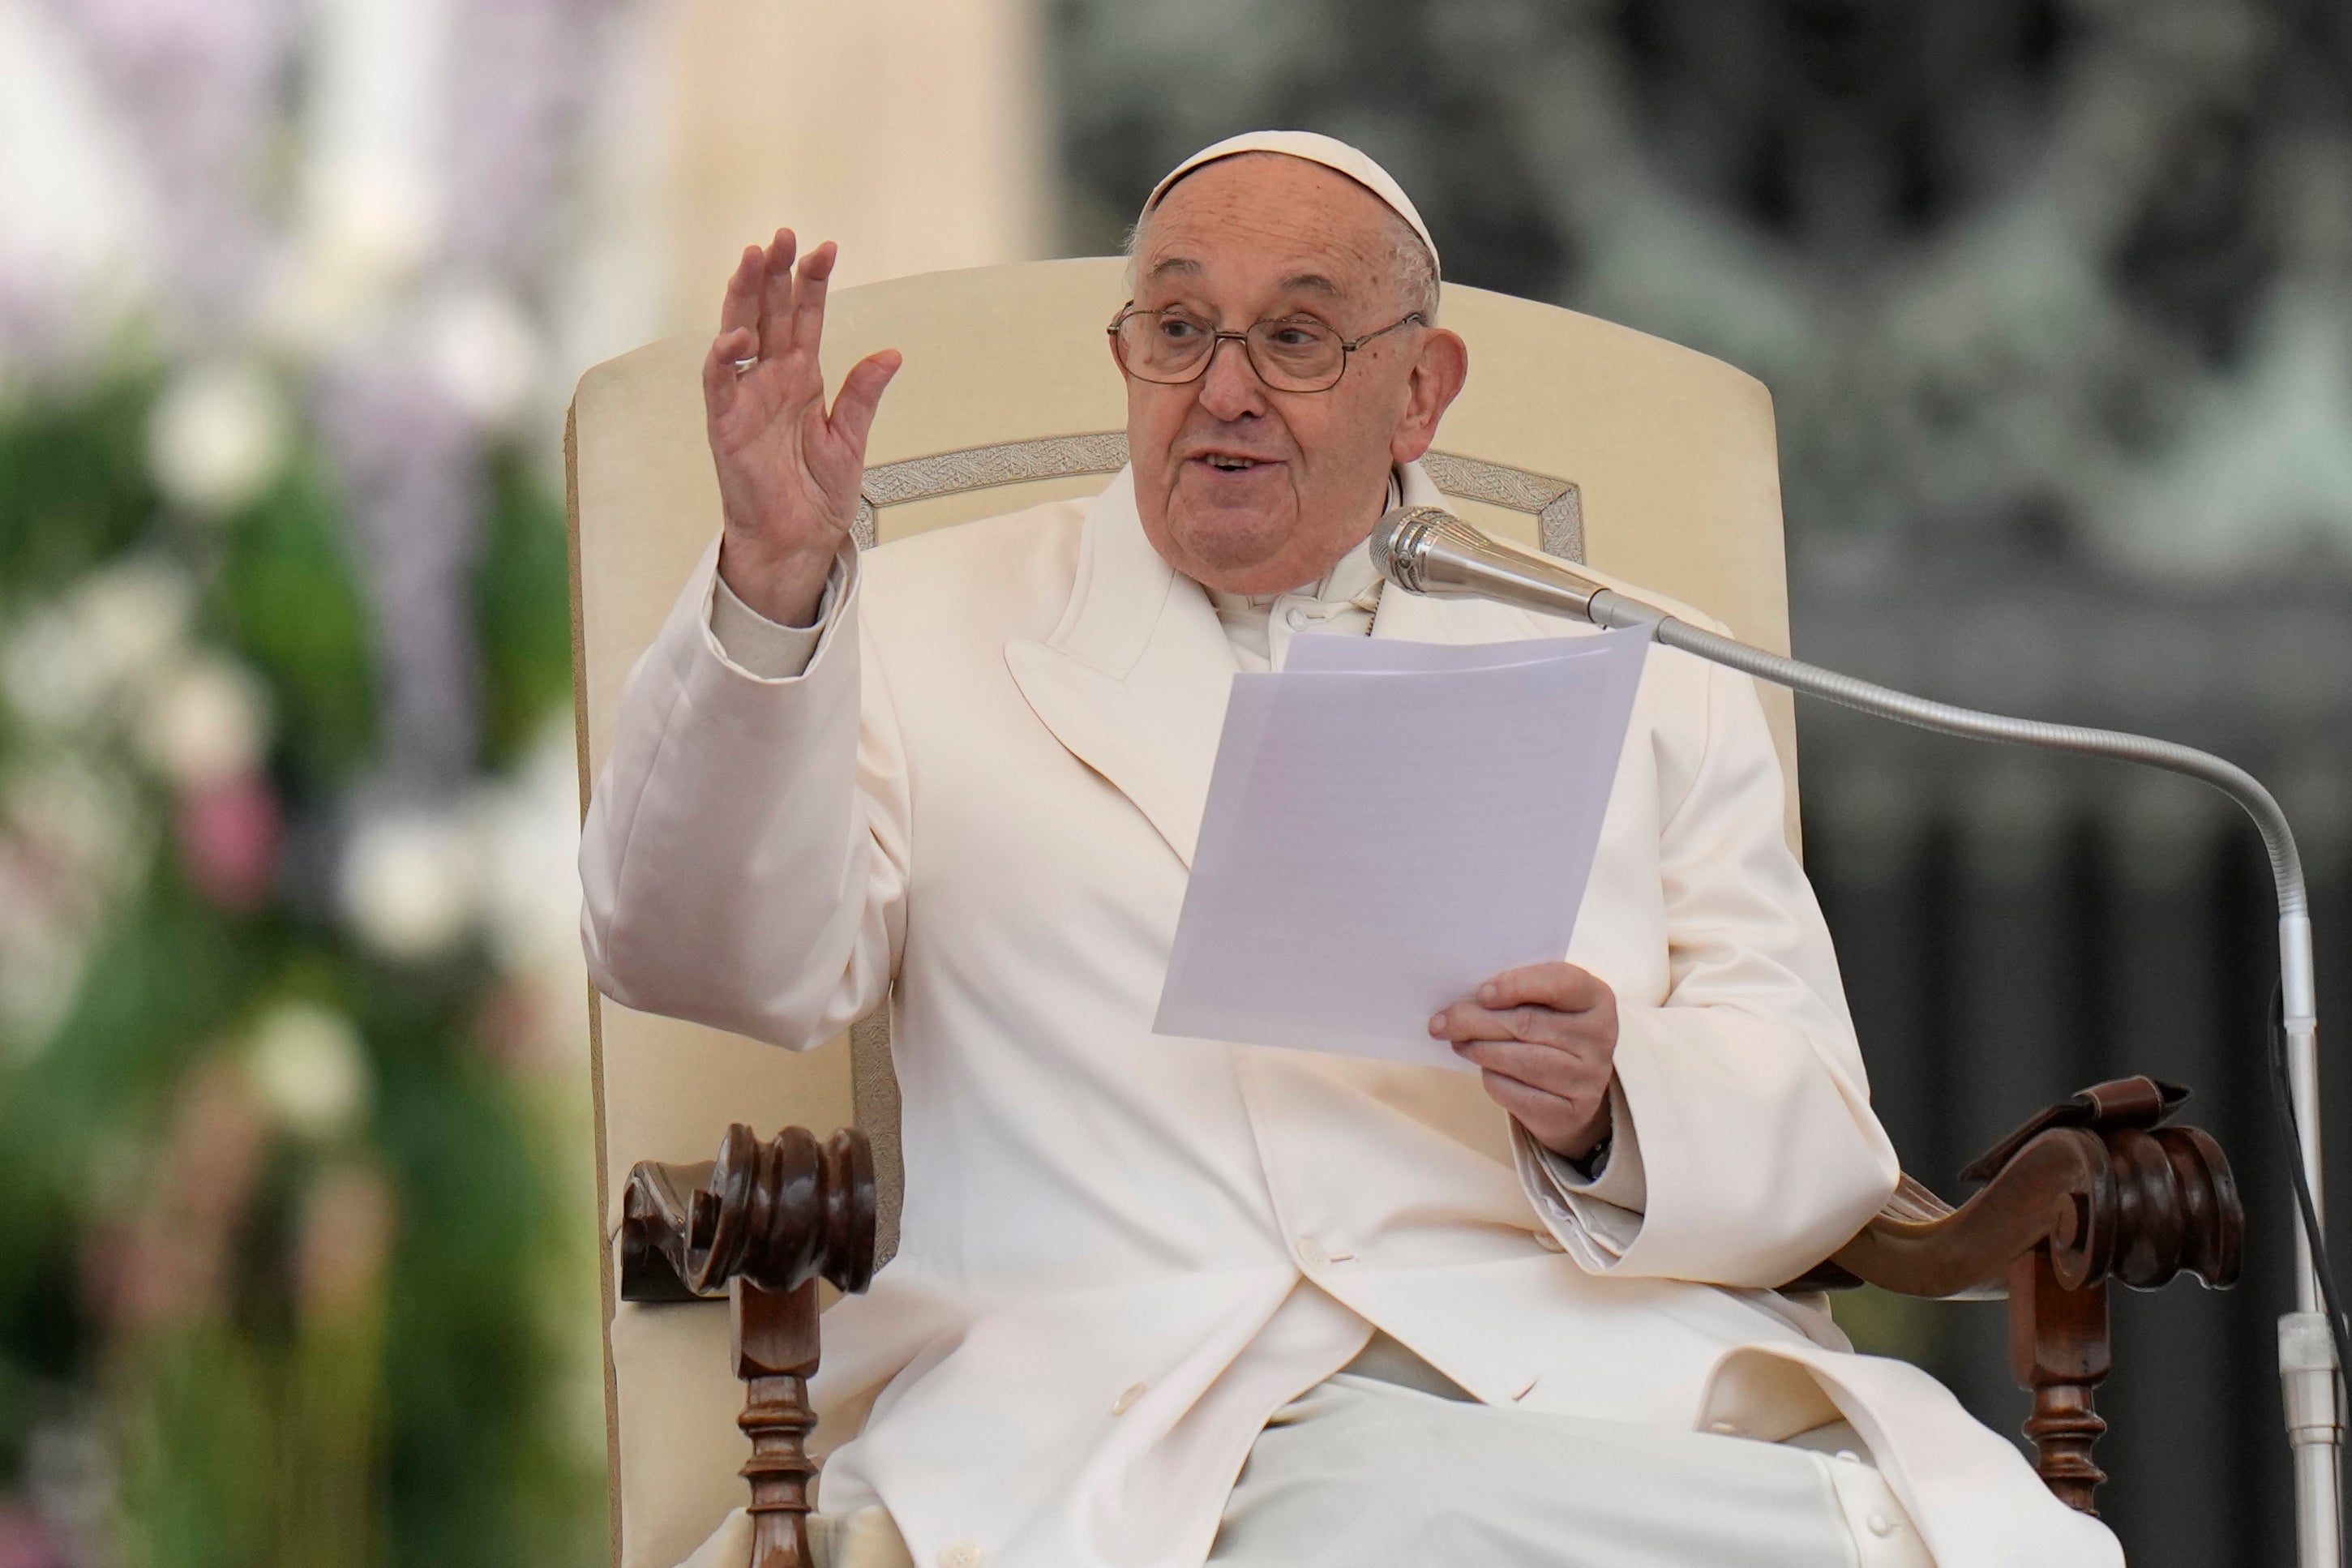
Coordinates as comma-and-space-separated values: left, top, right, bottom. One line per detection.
1138, 257, 1347, 302
1277, 272, 1343, 298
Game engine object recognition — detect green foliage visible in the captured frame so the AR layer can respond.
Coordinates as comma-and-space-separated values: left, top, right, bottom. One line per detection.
211, 458, 380, 786
11, 883, 263, 1155
0, 373, 164, 609
116, 1330, 280, 1568
474, 452, 576, 772
0, 371, 601, 1565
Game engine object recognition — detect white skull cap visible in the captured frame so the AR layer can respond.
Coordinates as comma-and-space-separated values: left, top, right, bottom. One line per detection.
1143, 130, 1440, 282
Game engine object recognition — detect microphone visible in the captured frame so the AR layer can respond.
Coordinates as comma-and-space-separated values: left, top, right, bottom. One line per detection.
1371, 505, 2337, 1544
1371, 506, 1667, 632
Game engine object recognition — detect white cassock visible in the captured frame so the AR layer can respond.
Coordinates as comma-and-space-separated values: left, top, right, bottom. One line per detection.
580, 459, 2123, 1568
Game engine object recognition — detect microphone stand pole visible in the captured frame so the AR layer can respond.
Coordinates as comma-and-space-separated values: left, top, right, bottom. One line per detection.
1376, 509, 2342, 1567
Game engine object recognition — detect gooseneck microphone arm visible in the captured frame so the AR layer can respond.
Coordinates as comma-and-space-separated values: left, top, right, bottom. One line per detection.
1371, 504, 2341, 1568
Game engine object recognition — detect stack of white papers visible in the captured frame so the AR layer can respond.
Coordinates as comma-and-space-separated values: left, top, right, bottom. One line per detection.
1153, 629, 1650, 1071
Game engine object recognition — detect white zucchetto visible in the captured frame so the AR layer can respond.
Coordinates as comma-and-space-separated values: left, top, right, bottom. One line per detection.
1143, 130, 1441, 283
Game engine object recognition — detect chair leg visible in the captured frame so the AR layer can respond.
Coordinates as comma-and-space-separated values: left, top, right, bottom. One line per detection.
2008, 1245, 2112, 1513
735, 1277, 822, 1568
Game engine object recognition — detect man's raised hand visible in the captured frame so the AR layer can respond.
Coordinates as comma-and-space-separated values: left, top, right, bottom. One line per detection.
1429, 962, 1619, 1161
704, 231, 902, 628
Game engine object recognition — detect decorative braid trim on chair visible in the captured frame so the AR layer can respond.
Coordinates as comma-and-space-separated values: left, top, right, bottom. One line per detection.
847, 433, 1586, 1265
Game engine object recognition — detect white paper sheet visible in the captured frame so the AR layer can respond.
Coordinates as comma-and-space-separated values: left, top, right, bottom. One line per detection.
1153, 629, 1651, 1069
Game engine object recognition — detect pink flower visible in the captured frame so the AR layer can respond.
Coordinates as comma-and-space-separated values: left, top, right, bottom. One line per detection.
0, 1506, 73, 1568
174, 772, 281, 911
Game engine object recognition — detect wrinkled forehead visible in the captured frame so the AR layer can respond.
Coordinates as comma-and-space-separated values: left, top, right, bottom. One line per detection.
1136, 154, 1403, 301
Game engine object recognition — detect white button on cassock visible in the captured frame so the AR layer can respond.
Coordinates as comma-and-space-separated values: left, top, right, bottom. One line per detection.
1707, 1420, 1741, 1436
939, 1544, 984, 1568
1866, 1514, 1897, 1538
1111, 1382, 1146, 1416
1295, 1238, 1329, 1270
1533, 1228, 1566, 1253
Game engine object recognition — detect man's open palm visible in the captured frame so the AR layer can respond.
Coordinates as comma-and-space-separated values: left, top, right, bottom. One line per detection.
703, 230, 902, 627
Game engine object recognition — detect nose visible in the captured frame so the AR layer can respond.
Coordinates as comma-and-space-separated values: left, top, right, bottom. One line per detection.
1195, 334, 1269, 422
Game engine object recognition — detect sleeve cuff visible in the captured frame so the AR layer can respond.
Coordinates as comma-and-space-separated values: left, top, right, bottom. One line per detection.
1514, 1078, 1648, 1266
707, 553, 847, 680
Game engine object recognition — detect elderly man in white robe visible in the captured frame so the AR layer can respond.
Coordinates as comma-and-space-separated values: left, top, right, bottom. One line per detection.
581, 133, 2123, 1568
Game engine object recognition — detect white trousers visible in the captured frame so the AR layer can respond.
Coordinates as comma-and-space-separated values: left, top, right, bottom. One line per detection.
1208, 1370, 1931, 1568
683, 1345, 1938, 1568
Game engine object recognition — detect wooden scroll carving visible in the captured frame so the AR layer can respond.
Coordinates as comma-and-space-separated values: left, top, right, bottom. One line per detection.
1786, 1076, 2243, 1514
620, 1126, 878, 1568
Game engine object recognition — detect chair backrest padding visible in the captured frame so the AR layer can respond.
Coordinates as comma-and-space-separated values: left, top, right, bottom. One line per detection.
569, 256, 1797, 1568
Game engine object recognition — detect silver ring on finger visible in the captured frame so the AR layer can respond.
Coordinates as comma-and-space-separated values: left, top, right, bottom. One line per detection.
731, 355, 759, 375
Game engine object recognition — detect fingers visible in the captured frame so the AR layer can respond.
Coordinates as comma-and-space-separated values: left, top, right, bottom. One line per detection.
1476, 963, 1605, 1015
1476, 1069, 1584, 1142
1428, 997, 1606, 1047
1476, 1065, 1577, 1117
787, 241, 838, 362
1473, 1066, 1611, 1159
1454, 1035, 1612, 1138
718, 246, 764, 339
702, 327, 759, 416
1429, 1000, 1522, 1043
756, 229, 800, 355
1452, 1034, 1603, 1087
829, 349, 902, 455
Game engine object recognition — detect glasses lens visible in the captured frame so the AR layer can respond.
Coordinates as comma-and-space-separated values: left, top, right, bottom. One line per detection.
1116, 311, 1213, 382
1247, 319, 1344, 390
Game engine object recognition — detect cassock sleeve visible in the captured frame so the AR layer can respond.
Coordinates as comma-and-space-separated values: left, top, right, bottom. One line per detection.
707, 561, 837, 679
1512, 1081, 1647, 1265
1521, 644, 1899, 1287
579, 536, 908, 1050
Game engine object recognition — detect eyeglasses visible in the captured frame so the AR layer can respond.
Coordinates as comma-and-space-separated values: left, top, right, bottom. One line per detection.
1107, 305, 1425, 393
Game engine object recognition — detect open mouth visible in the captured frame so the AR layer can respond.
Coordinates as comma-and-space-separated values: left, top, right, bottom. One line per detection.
1195, 453, 1276, 472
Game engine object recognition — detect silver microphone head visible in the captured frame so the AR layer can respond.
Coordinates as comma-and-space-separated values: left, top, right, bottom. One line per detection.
1369, 503, 1623, 625
1370, 505, 1489, 593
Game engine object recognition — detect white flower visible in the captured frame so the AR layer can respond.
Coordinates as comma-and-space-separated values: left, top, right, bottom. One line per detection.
0, 758, 150, 1056
339, 808, 481, 960
422, 283, 540, 426
468, 722, 584, 975
1, 556, 195, 730
246, 1000, 371, 1138
0, 603, 106, 730
135, 655, 272, 789
0, 916, 86, 1060
74, 556, 195, 688
263, 161, 435, 353
147, 360, 292, 516
6, 756, 148, 903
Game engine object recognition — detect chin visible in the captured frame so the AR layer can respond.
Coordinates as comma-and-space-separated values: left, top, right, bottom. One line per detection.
1167, 509, 1289, 578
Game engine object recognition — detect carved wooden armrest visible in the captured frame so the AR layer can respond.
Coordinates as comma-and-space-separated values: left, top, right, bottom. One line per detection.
619, 1126, 878, 1568
1785, 1077, 2243, 1514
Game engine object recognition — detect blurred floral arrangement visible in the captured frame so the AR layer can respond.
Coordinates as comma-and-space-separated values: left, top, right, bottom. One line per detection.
0, 0, 632, 1564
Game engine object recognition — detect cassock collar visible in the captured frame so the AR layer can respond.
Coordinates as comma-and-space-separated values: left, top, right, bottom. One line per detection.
1003, 461, 1553, 865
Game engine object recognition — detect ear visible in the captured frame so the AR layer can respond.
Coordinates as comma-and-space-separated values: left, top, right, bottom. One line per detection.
1390, 328, 1469, 465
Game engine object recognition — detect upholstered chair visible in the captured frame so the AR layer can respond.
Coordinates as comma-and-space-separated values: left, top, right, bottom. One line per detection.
568, 259, 2240, 1568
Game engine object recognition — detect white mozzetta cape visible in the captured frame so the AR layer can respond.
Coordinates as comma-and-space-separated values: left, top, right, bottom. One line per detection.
581, 463, 2121, 1568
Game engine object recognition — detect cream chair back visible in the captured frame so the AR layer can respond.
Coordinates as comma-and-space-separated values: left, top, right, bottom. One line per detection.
568, 256, 1797, 1568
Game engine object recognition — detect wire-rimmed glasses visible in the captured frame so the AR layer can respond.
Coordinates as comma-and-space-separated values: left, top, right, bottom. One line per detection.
1107, 305, 1425, 393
